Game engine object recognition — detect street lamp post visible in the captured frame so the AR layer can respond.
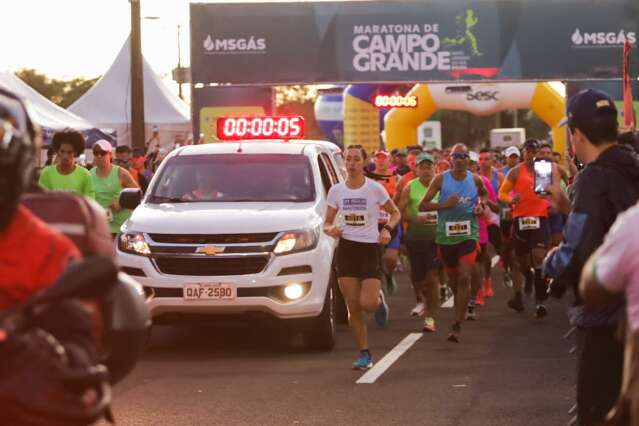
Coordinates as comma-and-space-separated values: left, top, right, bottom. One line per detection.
130, 0, 146, 150
144, 16, 185, 101
177, 24, 183, 100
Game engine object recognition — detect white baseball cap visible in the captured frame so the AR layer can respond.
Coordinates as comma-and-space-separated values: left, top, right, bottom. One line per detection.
92, 139, 113, 153
504, 146, 520, 158
469, 151, 480, 163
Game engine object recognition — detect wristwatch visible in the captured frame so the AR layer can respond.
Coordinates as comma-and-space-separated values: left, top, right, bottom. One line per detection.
382, 224, 394, 233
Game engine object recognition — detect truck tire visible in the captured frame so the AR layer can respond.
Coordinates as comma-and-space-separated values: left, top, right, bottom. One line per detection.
302, 284, 336, 351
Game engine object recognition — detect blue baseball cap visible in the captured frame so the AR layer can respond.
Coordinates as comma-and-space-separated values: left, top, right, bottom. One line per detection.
564, 89, 617, 129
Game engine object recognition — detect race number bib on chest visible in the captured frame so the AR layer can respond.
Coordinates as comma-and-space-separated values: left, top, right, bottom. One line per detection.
344, 212, 367, 226
343, 198, 368, 227
446, 220, 471, 237
519, 216, 540, 230
419, 211, 439, 225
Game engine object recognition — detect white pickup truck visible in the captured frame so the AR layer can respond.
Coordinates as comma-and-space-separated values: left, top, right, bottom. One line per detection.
116, 139, 345, 350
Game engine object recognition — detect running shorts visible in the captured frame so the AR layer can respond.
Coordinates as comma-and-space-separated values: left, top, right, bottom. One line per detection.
487, 224, 502, 254
335, 238, 382, 280
501, 219, 513, 239
437, 240, 479, 270
512, 216, 551, 256
404, 236, 438, 282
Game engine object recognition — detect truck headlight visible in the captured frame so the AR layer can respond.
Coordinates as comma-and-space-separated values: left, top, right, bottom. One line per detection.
273, 227, 319, 255
118, 232, 151, 256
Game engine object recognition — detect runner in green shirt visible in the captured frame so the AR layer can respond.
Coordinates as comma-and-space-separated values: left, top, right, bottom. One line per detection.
398, 152, 440, 333
38, 130, 94, 198
90, 140, 139, 235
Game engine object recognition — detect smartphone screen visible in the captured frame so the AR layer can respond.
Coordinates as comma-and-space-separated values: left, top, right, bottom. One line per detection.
533, 159, 553, 194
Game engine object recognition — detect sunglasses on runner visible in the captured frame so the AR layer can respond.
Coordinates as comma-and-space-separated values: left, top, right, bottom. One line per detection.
450, 153, 469, 160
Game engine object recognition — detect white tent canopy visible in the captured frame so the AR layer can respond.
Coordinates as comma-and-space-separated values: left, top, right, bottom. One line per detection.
0, 71, 96, 132
69, 37, 191, 148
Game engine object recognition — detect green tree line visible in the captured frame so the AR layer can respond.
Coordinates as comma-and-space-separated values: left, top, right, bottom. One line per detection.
16, 68, 99, 108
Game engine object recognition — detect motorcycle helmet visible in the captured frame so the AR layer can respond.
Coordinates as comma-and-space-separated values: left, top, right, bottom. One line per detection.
0, 88, 36, 230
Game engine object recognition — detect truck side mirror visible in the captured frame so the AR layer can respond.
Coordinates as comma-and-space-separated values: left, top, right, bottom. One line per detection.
120, 188, 142, 210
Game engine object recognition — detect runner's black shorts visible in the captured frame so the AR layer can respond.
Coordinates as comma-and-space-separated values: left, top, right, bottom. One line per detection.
512, 216, 550, 256
404, 235, 438, 282
501, 219, 513, 238
335, 238, 382, 280
437, 239, 479, 270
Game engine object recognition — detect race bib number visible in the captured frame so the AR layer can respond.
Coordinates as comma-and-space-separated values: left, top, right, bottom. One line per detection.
519, 216, 540, 230
446, 221, 471, 237
418, 211, 439, 225
344, 211, 367, 227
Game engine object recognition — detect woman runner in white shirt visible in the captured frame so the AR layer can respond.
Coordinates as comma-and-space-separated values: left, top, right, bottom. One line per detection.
324, 145, 401, 370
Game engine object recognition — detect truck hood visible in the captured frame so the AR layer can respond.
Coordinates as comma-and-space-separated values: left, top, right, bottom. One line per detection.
124, 202, 323, 235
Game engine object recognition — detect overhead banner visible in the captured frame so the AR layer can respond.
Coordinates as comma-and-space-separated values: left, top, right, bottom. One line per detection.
190, 0, 638, 85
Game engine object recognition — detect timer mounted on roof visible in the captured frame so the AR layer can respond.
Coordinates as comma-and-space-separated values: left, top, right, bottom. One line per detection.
216, 116, 305, 141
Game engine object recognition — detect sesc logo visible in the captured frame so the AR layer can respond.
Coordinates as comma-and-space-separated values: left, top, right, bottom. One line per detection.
466, 91, 498, 102
571, 28, 636, 47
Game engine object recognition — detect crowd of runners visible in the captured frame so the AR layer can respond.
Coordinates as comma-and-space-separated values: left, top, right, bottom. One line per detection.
323, 88, 639, 426
324, 137, 571, 356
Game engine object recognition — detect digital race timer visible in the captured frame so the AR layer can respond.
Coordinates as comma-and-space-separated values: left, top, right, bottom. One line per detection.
217, 116, 305, 140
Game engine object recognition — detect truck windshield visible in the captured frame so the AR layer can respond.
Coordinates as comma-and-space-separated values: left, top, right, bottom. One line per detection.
149, 154, 316, 203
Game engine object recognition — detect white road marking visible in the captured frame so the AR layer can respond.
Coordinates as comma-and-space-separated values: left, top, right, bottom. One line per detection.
356, 333, 423, 384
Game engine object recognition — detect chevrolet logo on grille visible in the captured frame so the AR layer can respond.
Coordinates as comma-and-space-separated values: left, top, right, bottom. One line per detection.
196, 245, 225, 256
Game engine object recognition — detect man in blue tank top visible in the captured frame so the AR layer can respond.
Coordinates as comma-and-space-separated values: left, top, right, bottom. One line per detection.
419, 143, 488, 343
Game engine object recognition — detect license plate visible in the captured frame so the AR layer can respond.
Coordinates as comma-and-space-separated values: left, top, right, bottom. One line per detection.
183, 284, 235, 300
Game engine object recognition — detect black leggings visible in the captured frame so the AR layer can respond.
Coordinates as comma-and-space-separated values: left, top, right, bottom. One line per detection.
487, 224, 502, 255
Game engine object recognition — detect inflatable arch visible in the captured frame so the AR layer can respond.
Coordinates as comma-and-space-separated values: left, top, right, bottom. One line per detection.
383, 82, 566, 154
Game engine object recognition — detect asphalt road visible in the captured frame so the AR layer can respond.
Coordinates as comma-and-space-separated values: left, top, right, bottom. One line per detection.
105, 266, 576, 426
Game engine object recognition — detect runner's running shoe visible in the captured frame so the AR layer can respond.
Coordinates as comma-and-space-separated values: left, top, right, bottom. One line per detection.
447, 322, 461, 343
422, 317, 436, 332
475, 288, 485, 306
410, 302, 425, 317
507, 291, 525, 313
503, 271, 513, 288
374, 290, 389, 327
385, 274, 398, 296
352, 351, 373, 370
465, 305, 476, 321
483, 278, 494, 297
535, 304, 548, 319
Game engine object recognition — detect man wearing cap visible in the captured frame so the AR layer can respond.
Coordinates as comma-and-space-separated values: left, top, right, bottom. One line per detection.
499, 139, 559, 318
398, 152, 440, 329
90, 140, 139, 235
543, 89, 639, 426
38, 129, 95, 199
499, 145, 521, 288
419, 143, 488, 343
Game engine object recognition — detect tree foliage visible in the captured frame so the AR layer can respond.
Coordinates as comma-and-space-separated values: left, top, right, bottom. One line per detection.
15, 68, 100, 108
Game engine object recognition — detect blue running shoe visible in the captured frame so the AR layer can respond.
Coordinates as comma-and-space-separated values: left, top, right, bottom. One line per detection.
352, 351, 373, 370
374, 289, 389, 327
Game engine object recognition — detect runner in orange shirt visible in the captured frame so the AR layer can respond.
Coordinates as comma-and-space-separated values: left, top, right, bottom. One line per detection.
499, 139, 560, 318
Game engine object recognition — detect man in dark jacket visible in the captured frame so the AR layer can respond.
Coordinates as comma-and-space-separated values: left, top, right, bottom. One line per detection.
544, 89, 639, 426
